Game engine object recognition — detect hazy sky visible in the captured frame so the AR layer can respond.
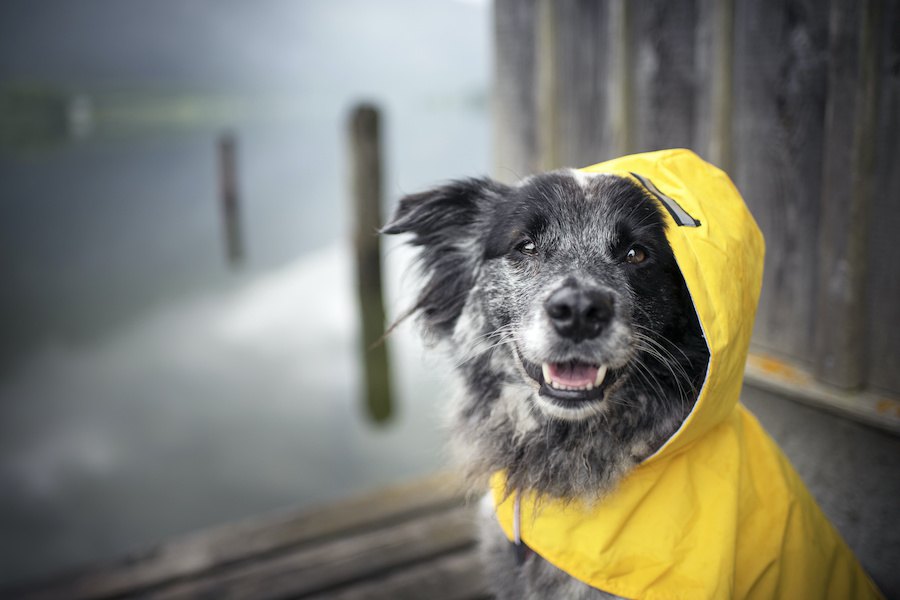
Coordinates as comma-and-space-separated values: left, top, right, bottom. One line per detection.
0, 0, 490, 95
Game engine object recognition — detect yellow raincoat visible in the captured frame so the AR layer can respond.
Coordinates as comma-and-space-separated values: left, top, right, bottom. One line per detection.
491, 149, 882, 599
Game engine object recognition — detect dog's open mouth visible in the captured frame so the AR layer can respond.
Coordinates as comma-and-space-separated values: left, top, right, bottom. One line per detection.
541, 361, 608, 392
517, 352, 616, 405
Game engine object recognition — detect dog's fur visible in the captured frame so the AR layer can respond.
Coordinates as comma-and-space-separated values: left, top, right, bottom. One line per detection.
384, 170, 710, 599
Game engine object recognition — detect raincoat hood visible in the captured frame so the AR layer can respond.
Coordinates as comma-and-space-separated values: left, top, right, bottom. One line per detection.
491, 149, 881, 599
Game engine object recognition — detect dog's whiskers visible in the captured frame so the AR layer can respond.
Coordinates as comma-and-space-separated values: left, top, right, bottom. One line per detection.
633, 321, 693, 363
629, 322, 697, 391
628, 356, 669, 407
631, 342, 695, 416
633, 335, 693, 390
450, 328, 520, 370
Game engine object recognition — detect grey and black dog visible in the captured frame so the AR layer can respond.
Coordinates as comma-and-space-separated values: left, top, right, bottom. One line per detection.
384, 170, 709, 599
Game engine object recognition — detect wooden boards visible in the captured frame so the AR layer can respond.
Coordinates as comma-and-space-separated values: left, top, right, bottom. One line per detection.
492, 0, 900, 399
11, 473, 487, 600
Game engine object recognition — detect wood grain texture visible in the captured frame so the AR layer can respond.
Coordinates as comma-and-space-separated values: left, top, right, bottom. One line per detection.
695, 0, 735, 171
539, 0, 616, 169
152, 505, 479, 600
493, 0, 539, 181
814, 0, 880, 388
13, 473, 467, 600
492, 0, 899, 396
732, 0, 829, 364
609, 0, 633, 156
302, 548, 489, 600
863, 0, 900, 395
628, 0, 700, 154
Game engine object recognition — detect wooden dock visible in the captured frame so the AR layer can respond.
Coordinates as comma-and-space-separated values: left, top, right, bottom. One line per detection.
13, 473, 490, 600
9, 386, 899, 597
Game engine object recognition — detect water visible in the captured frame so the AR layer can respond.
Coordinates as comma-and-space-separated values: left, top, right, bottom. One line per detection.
0, 0, 491, 587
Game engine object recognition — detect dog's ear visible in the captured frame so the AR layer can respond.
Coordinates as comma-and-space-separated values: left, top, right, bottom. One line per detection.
383, 177, 508, 338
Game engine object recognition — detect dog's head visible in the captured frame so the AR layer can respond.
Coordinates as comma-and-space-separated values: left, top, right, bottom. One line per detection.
386, 170, 706, 418
385, 170, 709, 495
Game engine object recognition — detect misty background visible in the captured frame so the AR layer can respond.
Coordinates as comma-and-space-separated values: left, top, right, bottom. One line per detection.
0, 0, 491, 587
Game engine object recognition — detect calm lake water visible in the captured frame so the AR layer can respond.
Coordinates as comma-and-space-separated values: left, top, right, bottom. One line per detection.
0, 0, 491, 586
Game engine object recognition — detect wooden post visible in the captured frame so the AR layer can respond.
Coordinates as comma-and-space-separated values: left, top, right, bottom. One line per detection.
349, 104, 393, 423
217, 132, 244, 266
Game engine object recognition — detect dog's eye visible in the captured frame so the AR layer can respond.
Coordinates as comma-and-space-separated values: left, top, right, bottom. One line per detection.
517, 239, 537, 255
625, 247, 647, 264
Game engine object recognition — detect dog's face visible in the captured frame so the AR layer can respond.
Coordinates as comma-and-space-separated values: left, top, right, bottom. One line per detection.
478, 172, 697, 422
386, 170, 708, 496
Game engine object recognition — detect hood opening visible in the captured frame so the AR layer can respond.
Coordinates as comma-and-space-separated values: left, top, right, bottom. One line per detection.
642, 262, 711, 463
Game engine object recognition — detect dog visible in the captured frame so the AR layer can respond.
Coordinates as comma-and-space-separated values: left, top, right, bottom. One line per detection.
384, 150, 880, 599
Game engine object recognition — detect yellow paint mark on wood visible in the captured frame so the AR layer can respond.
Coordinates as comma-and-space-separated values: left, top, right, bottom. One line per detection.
875, 399, 900, 417
746, 353, 811, 386
746, 352, 900, 435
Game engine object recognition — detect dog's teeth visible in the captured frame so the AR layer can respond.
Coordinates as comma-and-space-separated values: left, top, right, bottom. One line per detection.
543, 366, 603, 392
542, 363, 553, 385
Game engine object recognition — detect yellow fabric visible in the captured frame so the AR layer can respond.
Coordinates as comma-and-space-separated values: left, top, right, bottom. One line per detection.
491, 149, 882, 599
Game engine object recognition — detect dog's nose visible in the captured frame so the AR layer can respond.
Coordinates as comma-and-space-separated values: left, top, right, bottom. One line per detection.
545, 285, 614, 341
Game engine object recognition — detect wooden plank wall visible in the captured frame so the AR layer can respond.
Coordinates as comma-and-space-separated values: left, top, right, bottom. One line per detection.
493, 0, 900, 397
627, 0, 702, 154
732, 0, 828, 365
493, 0, 539, 180
536, 0, 616, 170
865, 0, 900, 395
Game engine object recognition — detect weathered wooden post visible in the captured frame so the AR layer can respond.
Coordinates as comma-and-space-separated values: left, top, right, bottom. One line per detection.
217, 132, 244, 266
349, 104, 393, 423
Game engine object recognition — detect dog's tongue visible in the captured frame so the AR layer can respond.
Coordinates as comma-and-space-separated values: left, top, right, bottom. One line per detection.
549, 362, 599, 387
